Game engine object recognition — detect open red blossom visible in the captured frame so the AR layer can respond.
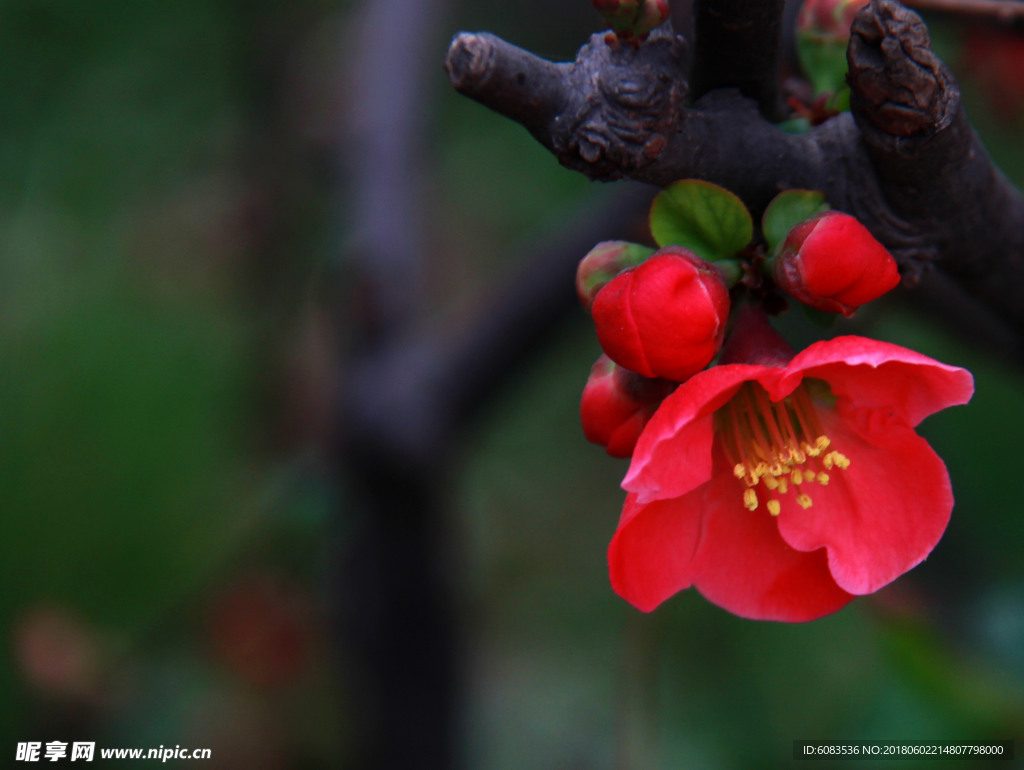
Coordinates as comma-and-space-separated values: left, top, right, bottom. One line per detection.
774, 211, 900, 317
608, 308, 973, 621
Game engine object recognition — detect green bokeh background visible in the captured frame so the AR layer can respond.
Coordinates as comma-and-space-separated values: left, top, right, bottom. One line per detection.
1, 1, 1022, 767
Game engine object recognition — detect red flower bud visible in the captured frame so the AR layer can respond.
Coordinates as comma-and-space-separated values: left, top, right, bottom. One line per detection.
591, 247, 730, 381
592, 0, 668, 44
632, 0, 670, 38
581, 355, 674, 458
773, 211, 899, 317
576, 240, 654, 311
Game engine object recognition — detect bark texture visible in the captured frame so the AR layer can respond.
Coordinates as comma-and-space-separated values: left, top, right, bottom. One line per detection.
445, 0, 1024, 340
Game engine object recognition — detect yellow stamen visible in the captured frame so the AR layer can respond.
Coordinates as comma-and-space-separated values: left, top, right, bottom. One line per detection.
743, 488, 758, 511
715, 380, 850, 517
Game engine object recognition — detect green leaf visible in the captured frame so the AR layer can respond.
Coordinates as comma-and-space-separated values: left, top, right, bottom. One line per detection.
762, 189, 830, 255
649, 180, 753, 261
796, 33, 850, 96
776, 117, 812, 135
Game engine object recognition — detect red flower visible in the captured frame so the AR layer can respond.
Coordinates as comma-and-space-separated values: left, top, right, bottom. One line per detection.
773, 211, 900, 317
592, 248, 731, 381
581, 354, 675, 458
608, 308, 973, 621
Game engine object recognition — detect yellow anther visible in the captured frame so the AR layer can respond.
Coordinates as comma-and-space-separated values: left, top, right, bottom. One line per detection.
716, 381, 849, 518
743, 488, 758, 511
823, 451, 850, 470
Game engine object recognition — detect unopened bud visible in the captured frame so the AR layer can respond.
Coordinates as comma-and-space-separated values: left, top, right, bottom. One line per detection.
592, 0, 669, 45
576, 241, 654, 311
632, 0, 670, 39
591, 247, 730, 381
773, 211, 899, 316
581, 355, 674, 458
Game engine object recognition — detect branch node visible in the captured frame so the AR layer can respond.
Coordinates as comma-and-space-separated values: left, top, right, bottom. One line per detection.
847, 0, 957, 139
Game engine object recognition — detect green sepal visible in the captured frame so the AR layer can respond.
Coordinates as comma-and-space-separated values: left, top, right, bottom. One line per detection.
649, 179, 753, 262
712, 259, 743, 289
762, 189, 830, 256
577, 241, 655, 300
777, 117, 812, 135
826, 86, 851, 113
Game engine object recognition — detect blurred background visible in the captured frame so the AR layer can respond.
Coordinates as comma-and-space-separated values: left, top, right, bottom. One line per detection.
2, 0, 1023, 767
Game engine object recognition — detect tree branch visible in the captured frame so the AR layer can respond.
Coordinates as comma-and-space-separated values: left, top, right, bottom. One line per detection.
902, 0, 1024, 22
446, 0, 1024, 345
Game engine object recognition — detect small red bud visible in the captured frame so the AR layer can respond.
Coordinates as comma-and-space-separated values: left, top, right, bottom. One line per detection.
632, 0, 670, 39
773, 211, 900, 316
592, 0, 667, 44
581, 355, 674, 458
591, 247, 731, 381
576, 241, 654, 310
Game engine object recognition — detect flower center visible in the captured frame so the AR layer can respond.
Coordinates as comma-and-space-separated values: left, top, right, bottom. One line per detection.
715, 380, 849, 516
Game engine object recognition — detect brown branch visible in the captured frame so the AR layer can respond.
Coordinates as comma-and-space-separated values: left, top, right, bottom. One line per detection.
902, 0, 1024, 22
445, 0, 1024, 346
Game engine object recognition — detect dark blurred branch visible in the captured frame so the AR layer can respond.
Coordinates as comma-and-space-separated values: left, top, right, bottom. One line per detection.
344, 184, 653, 472
336, 183, 651, 769
691, 0, 787, 119
346, 0, 446, 340
446, 0, 1024, 348
336, 1, 456, 768
902, 0, 1024, 21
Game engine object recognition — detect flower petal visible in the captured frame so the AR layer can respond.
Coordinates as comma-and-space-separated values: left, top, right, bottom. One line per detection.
782, 336, 974, 426
608, 492, 705, 612
623, 363, 773, 504
775, 407, 953, 596
687, 453, 854, 621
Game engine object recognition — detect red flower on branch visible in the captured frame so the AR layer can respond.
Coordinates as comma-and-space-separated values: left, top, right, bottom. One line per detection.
592, 248, 731, 382
773, 211, 900, 317
608, 308, 973, 621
